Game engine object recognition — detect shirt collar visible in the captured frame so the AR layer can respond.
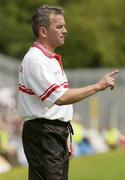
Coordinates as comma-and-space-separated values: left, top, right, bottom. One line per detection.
33, 41, 56, 58
33, 41, 63, 70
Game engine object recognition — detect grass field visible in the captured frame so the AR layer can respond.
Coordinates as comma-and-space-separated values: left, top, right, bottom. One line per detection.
0, 149, 125, 180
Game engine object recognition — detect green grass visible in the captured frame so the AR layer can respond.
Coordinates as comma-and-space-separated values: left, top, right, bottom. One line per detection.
0, 149, 125, 180
69, 149, 125, 180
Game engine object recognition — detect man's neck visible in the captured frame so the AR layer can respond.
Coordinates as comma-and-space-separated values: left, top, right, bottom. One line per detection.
37, 39, 55, 53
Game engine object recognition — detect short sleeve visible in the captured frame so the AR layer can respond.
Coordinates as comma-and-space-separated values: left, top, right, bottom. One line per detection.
25, 59, 67, 108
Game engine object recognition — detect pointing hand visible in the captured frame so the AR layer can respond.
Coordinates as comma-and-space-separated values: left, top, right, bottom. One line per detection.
96, 70, 119, 91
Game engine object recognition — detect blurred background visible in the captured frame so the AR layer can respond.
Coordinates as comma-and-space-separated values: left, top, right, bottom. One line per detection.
0, 0, 125, 179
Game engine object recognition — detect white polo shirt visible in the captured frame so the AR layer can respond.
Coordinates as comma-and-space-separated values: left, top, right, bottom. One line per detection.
18, 42, 73, 122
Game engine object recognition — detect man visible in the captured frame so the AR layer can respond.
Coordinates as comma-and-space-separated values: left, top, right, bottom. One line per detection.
18, 5, 119, 180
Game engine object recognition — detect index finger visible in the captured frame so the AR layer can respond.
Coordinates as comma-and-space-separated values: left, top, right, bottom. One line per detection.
107, 70, 119, 77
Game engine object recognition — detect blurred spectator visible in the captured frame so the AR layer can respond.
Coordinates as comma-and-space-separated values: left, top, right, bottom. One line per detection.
71, 114, 110, 156
103, 127, 121, 149
87, 128, 109, 153
71, 114, 95, 157
120, 136, 125, 151
9, 116, 27, 166
0, 116, 19, 166
0, 86, 26, 166
0, 155, 11, 173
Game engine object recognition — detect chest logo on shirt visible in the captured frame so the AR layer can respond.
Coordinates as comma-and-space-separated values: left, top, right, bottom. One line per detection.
19, 66, 23, 73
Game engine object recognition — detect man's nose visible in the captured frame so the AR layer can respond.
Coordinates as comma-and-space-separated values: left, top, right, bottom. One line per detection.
63, 27, 67, 34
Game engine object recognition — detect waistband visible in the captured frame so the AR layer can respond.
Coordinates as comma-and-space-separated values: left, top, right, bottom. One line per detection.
26, 118, 74, 142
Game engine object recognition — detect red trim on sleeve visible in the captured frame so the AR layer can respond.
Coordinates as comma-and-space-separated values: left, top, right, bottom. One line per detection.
40, 82, 69, 101
40, 84, 60, 101
61, 82, 69, 88
19, 84, 35, 95
19, 82, 69, 100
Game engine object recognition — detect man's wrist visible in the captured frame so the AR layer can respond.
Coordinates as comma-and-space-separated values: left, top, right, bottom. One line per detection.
94, 83, 101, 92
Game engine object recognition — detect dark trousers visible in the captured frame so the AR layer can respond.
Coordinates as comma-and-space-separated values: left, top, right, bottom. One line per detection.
22, 118, 70, 180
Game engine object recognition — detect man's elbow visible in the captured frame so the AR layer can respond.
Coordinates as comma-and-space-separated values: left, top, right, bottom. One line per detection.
55, 90, 70, 106
55, 98, 65, 106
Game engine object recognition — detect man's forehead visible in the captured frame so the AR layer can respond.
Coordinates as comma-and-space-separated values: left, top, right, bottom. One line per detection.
49, 13, 65, 23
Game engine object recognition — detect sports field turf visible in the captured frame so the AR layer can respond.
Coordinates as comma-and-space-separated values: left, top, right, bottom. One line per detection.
0, 149, 125, 180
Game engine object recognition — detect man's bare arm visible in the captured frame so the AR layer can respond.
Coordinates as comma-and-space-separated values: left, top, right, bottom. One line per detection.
55, 70, 119, 106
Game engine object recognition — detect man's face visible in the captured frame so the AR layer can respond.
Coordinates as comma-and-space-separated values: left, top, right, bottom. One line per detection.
46, 13, 67, 49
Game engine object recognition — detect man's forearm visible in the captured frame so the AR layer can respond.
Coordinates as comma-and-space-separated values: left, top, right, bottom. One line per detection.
55, 70, 119, 106
56, 84, 99, 105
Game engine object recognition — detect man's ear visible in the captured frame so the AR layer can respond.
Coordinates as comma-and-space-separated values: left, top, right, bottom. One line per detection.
39, 27, 48, 38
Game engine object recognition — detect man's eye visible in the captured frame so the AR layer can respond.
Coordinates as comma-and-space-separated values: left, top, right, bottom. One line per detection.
57, 25, 63, 29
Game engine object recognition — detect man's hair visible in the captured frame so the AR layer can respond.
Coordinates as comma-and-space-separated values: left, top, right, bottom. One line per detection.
32, 5, 64, 38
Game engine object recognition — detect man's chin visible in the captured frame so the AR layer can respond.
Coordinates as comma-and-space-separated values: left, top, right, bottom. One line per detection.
60, 40, 65, 46
56, 42, 64, 48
